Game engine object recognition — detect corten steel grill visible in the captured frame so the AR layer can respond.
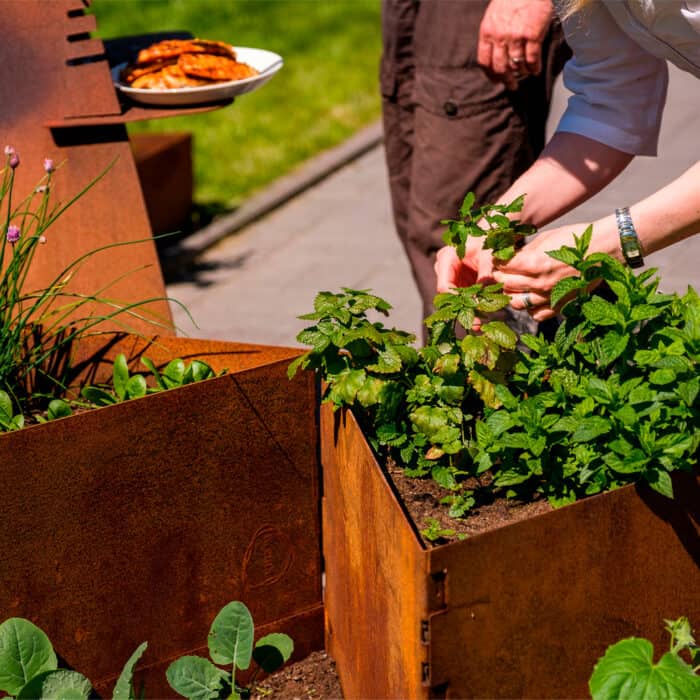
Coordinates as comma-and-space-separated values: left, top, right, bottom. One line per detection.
321, 406, 700, 699
0, 0, 233, 334
1, 335, 324, 697
0, 1, 324, 694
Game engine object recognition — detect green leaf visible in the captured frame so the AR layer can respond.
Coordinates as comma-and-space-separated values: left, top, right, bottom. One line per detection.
582, 296, 624, 327
39, 669, 92, 700
596, 330, 629, 367
81, 385, 117, 406
0, 391, 13, 423
208, 601, 254, 670
125, 374, 148, 399
481, 321, 517, 350
550, 276, 586, 310
163, 358, 186, 388
647, 470, 674, 499
287, 352, 309, 379
650, 368, 677, 386
47, 399, 72, 421
184, 360, 216, 384
112, 353, 130, 400
547, 246, 580, 267
166, 656, 228, 700
573, 417, 611, 443
589, 638, 700, 700
0, 617, 58, 695
113, 641, 148, 700
252, 633, 294, 674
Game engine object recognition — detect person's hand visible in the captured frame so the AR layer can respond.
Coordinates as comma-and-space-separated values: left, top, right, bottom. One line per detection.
434, 235, 495, 294
492, 223, 599, 321
477, 0, 554, 90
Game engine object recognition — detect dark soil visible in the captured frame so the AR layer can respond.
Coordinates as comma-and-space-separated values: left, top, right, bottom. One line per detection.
251, 651, 342, 699
385, 458, 553, 545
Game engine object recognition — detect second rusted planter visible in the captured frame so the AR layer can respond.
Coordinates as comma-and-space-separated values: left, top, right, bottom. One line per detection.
321, 406, 700, 699
1, 335, 323, 697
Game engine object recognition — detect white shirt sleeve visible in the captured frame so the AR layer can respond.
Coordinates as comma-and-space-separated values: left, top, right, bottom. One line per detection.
554, 1, 669, 156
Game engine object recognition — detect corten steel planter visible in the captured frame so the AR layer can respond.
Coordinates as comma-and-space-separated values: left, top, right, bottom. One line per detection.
1, 334, 323, 698
321, 405, 700, 699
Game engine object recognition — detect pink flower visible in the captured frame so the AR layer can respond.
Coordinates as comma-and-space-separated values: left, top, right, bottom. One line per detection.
43, 158, 54, 173
4, 145, 14, 156
38, 235, 47, 244
6, 225, 20, 244
9, 152, 19, 169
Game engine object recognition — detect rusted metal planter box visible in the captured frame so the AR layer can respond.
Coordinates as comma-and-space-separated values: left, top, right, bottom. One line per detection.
1, 335, 323, 698
321, 405, 700, 699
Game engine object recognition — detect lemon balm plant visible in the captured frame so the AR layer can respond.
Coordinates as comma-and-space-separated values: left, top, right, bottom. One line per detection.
0, 146, 178, 428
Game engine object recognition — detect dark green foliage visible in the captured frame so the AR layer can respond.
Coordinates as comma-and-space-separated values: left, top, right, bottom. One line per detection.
292, 206, 700, 516
441, 192, 536, 261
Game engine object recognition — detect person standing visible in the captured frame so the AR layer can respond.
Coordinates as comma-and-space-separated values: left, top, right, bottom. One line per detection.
381, 0, 570, 327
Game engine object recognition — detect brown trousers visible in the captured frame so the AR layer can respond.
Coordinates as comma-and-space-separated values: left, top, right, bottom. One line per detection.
381, 0, 570, 321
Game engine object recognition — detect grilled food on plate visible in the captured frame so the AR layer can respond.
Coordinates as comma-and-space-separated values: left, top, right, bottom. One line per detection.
120, 38, 258, 90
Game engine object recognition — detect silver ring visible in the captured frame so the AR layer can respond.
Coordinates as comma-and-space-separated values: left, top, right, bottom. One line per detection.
510, 56, 524, 65
522, 292, 533, 309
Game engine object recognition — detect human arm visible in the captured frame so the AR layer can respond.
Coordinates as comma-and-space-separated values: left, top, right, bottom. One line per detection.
477, 0, 554, 89
494, 159, 700, 320
434, 131, 633, 292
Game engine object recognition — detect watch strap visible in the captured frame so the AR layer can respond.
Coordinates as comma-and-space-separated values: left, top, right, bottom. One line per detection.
615, 207, 644, 269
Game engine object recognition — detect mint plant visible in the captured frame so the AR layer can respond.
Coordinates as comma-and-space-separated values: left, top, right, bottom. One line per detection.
166, 601, 293, 700
0, 617, 146, 700
292, 197, 700, 520
589, 617, 700, 699
475, 228, 700, 506
441, 191, 536, 261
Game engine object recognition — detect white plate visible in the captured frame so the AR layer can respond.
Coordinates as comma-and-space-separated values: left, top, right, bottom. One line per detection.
113, 46, 283, 106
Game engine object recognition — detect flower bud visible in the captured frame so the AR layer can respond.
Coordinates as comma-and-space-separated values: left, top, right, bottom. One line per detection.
9, 153, 19, 169
4, 145, 15, 156
43, 158, 54, 173
38, 235, 47, 244
6, 225, 20, 244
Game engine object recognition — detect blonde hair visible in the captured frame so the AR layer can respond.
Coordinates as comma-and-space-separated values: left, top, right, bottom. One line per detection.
560, 0, 595, 19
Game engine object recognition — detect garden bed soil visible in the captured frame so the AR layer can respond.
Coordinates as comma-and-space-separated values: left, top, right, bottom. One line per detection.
252, 651, 342, 699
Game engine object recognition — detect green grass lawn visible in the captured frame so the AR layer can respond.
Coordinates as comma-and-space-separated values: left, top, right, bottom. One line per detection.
92, 0, 382, 211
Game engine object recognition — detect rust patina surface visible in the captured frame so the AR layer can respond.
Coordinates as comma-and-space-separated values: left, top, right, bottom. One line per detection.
1, 336, 323, 697
321, 404, 700, 699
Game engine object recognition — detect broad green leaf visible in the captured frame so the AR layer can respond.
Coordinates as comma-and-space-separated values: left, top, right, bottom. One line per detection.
287, 352, 309, 379
166, 656, 227, 700
208, 601, 254, 669
596, 330, 629, 367
410, 406, 448, 438
81, 385, 116, 406
163, 358, 186, 387
112, 353, 130, 400
589, 638, 700, 700
367, 346, 402, 374
550, 276, 586, 310
481, 321, 517, 350
113, 641, 148, 700
650, 368, 677, 386
125, 374, 148, 399
0, 618, 57, 695
573, 417, 611, 443
329, 369, 366, 405
582, 296, 624, 327
47, 399, 72, 421
547, 246, 580, 267
494, 469, 531, 486
184, 360, 216, 384
40, 669, 92, 700
0, 391, 13, 422
252, 633, 294, 674
431, 466, 458, 489
459, 191, 476, 218
647, 469, 674, 499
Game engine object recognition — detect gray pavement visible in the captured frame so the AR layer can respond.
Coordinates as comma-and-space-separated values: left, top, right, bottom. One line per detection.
168, 64, 700, 347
